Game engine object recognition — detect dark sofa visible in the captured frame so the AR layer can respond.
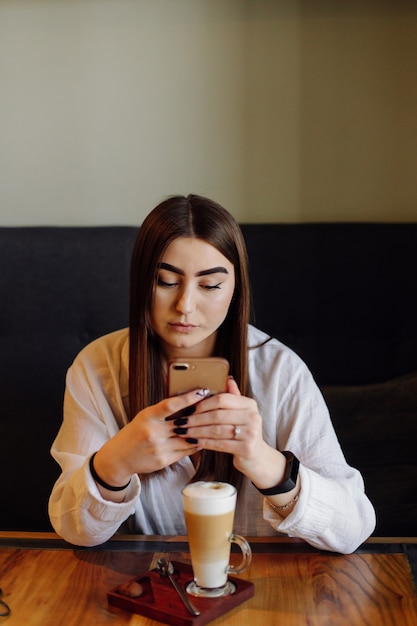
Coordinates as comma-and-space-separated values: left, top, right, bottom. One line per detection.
1, 224, 416, 537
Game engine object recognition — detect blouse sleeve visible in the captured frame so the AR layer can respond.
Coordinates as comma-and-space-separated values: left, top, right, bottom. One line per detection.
48, 341, 140, 547
254, 342, 376, 553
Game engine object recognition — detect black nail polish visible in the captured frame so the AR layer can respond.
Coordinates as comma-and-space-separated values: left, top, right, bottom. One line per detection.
186, 438, 199, 444
173, 427, 188, 435
183, 405, 196, 416
173, 417, 188, 426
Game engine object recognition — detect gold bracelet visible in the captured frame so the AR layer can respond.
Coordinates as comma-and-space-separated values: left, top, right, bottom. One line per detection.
267, 489, 301, 512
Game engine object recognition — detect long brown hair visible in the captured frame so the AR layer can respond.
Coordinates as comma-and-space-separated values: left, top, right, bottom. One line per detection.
128, 194, 251, 487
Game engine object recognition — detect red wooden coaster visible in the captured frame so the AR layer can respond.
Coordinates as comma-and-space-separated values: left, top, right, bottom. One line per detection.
108, 560, 255, 626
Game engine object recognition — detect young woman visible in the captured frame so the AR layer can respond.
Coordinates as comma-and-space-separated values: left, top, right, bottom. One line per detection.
49, 194, 375, 551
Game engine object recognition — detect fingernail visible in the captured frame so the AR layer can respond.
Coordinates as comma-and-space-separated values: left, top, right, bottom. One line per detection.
183, 405, 196, 416
196, 388, 209, 398
173, 427, 188, 435
186, 438, 199, 444
173, 417, 188, 426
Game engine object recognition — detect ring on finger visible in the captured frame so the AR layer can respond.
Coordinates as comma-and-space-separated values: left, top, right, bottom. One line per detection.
233, 425, 241, 440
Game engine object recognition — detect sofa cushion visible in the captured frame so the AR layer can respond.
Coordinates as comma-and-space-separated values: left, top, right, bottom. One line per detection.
322, 372, 417, 537
0, 226, 137, 531
241, 223, 417, 386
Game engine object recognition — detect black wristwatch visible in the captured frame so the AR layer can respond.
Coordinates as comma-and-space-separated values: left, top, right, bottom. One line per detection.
254, 451, 300, 495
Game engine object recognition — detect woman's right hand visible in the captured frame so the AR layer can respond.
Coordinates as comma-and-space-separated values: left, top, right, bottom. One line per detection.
90, 388, 208, 498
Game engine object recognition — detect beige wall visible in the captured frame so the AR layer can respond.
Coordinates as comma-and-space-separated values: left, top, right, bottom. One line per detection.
1, 0, 416, 225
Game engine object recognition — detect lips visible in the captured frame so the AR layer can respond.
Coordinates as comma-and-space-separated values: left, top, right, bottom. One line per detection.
169, 322, 197, 333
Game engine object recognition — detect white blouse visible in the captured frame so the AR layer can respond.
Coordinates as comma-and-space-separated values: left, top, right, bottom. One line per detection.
49, 325, 376, 552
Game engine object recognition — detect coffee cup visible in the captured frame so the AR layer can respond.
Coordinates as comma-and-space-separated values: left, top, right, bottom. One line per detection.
182, 481, 252, 598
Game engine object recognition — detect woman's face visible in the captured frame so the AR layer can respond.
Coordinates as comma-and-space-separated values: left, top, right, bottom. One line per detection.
151, 237, 235, 360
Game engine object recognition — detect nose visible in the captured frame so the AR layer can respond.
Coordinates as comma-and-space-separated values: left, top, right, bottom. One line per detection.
176, 286, 195, 315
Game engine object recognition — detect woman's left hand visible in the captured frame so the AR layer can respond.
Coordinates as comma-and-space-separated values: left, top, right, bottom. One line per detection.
177, 377, 287, 489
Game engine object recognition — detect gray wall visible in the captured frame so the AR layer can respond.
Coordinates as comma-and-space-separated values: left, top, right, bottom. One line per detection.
1, 0, 416, 225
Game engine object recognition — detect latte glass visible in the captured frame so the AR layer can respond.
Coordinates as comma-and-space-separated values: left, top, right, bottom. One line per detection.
182, 481, 252, 598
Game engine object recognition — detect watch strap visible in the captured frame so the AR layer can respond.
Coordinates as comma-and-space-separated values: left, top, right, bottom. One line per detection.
254, 451, 300, 495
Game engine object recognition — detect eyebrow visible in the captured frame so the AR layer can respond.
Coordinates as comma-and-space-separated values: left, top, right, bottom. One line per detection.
158, 262, 229, 277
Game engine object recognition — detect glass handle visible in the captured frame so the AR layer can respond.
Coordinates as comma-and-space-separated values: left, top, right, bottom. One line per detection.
227, 533, 252, 575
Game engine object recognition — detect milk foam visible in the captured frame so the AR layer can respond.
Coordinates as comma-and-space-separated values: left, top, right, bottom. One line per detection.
182, 481, 236, 515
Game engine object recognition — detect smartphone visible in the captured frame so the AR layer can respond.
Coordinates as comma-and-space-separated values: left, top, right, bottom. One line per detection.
167, 357, 230, 397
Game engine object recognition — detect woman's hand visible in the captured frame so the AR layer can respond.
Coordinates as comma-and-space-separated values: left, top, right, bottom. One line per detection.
92, 388, 208, 497
177, 378, 288, 490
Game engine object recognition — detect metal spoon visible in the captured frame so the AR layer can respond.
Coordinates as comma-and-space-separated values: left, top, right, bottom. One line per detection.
156, 557, 200, 616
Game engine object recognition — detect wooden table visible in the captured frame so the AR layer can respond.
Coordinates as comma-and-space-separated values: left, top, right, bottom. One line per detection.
0, 533, 416, 626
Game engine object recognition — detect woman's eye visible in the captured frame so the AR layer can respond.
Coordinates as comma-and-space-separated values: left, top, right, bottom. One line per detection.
202, 283, 222, 291
157, 277, 177, 288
